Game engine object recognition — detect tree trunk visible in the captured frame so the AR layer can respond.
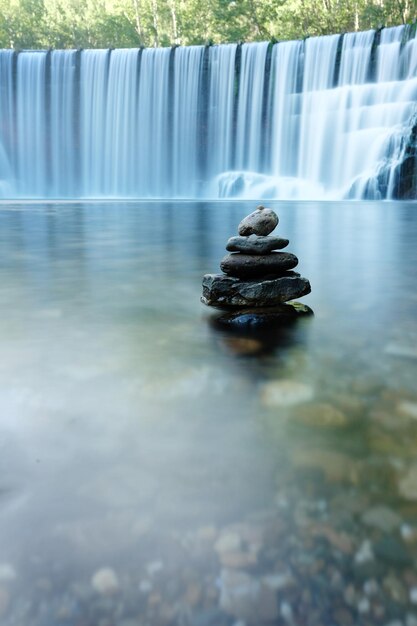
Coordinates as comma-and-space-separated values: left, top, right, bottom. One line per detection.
169, 0, 179, 44
151, 0, 159, 47
131, 0, 144, 43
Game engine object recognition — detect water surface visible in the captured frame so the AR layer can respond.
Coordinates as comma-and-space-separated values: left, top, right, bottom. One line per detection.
0, 200, 417, 625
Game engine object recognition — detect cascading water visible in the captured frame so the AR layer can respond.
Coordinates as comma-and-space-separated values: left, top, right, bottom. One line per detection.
0, 25, 416, 200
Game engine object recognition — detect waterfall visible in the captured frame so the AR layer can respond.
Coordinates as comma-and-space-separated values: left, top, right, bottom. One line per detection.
0, 25, 416, 200
16, 51, 48, 196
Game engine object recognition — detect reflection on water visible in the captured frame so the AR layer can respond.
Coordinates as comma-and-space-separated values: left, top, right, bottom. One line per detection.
0, 200, 417, 625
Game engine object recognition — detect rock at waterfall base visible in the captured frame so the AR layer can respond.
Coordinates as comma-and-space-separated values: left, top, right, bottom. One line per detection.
226, 234, 289, 254
220, 252, 298, 278
201, 273, 311, 307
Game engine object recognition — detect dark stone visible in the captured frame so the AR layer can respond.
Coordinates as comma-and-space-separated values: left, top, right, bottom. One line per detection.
373, 535, 413, 567
392, 155, 417, 200
220, 252, 298, 278
226, 234, 289, 254
238, 205, 278, 236
191, 609, 233, 626
201, 272, 311, 308
392, 114, 417, 199
211, 302, 313, 328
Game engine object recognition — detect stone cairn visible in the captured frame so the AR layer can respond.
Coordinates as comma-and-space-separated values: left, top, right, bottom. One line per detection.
201, 205, 311, 322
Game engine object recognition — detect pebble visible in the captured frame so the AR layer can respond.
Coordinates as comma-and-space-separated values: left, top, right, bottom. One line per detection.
358, 597, 371, 614
220, 551, 257, 569
220, 337, 264, 356
91, 567, 119, 595
219, 569, 278, 621
401, 524, 417, 543
333, 608, 354, 625
399, 465, 417, 501
374, 536, 413, 566
344, 585, 357, 606
383, 575, 408, 603
363, 579, 379, 596
262, 572, 295, 591
397, 401, 417, 420
292, 402, 349, 428
260, 380, 314, 408
384, 343, 417, 360
280, 601, 293, 622
362, 506, 402, 533
292, 449, 359, 483
355, 540, 374, 564
238, 206, 279, 237
214, 532, 242, 554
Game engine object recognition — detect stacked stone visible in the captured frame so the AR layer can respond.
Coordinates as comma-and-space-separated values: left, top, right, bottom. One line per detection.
201, 205, 311, 309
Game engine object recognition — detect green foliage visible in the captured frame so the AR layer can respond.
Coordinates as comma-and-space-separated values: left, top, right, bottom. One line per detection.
0, 0, 415, 48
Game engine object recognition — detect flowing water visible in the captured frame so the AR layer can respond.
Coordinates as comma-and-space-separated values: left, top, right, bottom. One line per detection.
0, 200, 417, 625
1, 25, 417, 200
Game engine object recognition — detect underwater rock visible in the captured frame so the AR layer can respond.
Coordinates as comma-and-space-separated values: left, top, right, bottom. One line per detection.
201, 273, 311, 307
292, 449, 360, 483
219, 569, 279, 621
220, 252, 298, 278
210, 302, 313, 329
238, 205, 279, 236
91, 568, 119, 595
398, 465, 417, 501
226, 234, 289, 254
292, 402, 350, 428
260, 379, 314, 408
373, 536, 413, 566
361, 506, 402, 533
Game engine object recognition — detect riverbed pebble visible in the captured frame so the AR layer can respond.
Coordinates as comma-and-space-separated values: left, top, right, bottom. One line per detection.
91, 567, 119, 595
260, 379, 314, 407
399, 465, 417, 500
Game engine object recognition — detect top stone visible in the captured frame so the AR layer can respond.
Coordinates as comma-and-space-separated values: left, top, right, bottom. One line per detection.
238, 205, 279, 237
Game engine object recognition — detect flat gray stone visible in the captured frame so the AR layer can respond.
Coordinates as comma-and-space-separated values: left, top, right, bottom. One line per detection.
201, 273, 311, 308
220, 252, 298, 278
238, 206, 278, 236
226, 234, 289, 254
361, 506, 402, 533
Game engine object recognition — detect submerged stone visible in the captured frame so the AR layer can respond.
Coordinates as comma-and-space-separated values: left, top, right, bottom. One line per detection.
398, 465, 417, 501
220, 252, 298, 278
211, 302, 313, 328
292, 402, 350, 428
260, 380, 315, 407
226, 234, 289, 254
201, 273, 311, 307
238, 205, 279, 236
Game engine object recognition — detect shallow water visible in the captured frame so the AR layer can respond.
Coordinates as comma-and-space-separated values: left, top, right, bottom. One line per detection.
1, 200, 417, 625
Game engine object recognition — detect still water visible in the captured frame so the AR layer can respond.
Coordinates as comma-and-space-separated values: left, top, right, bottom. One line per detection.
0, 200, 417, 625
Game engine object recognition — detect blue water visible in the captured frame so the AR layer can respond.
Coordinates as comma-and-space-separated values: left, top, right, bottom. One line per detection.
0, 200, 417, 624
